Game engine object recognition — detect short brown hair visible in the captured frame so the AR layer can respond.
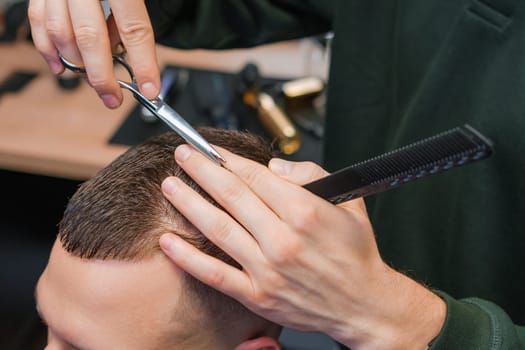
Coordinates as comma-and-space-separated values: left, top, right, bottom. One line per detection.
58, 128, 275, 330
60, 127, 274, 262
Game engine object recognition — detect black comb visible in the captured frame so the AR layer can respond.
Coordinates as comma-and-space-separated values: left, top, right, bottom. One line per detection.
303, 125, 494, 204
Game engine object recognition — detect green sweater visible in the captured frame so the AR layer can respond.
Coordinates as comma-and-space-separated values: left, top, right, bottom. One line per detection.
146, 1, 525, 348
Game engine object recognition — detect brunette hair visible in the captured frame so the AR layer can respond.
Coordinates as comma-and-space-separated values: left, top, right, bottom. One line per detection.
58, 128, 275, 323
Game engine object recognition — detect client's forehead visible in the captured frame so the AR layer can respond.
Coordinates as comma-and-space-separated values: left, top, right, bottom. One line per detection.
36, 240, 188, 349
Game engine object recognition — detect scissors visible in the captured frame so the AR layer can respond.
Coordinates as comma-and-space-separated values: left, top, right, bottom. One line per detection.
59, 54, 226, 166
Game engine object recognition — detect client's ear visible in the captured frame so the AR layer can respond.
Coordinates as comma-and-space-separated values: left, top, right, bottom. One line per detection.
234, 336, 281, 350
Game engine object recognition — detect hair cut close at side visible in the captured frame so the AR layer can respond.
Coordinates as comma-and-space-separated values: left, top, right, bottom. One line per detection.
58, 127, 276, 323
59, 127, 274, 262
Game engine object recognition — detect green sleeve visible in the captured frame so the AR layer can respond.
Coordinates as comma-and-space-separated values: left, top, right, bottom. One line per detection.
145, 0, 334, 49
430, 291, 525, 349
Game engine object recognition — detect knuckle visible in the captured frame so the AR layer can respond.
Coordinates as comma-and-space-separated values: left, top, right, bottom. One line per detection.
31, 39, 54, 60
253, 285, 285, 314
301, 160, 319, 169
252, 287, 275, 308
220, 181, 246, 205
87, 75, 113, 90
27, 6, 42, 26
302, 161, 328, 179
45, 19, 70, 44
239, 163, 267, 188
289, 205, 320, 233
74, 25, 102, 50
203, 269, 226, 288
119, 20, 153, 46
210, 220, 234, 245
271, 237, 302, 265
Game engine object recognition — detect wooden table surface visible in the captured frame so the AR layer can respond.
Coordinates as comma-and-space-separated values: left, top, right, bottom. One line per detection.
0, 40, 322, 180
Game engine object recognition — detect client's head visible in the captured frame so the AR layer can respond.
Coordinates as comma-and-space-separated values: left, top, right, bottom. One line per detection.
35, 128, 282, 350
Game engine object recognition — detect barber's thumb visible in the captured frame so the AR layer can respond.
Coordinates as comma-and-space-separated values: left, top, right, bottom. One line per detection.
269, 158, 328, 185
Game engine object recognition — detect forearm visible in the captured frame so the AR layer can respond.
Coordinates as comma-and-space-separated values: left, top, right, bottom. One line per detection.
334, 270, 525, 350
331, 266, 446, 350
332, 265, 525, 350
145, 0, 334, 49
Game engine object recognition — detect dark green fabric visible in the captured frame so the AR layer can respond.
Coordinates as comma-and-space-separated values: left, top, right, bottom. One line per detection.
146, 0, 525, 348
146, 0, 333, 49
431, 291, 525, 349
325, 0, 525, 331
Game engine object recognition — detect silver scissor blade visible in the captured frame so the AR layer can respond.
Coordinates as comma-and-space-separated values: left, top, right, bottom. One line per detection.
149, 99, 226, 166
117, 80, 225, 166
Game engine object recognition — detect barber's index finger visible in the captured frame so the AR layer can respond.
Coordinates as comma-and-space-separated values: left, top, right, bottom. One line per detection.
108, 0, 160, 99
67, 0, 121, 102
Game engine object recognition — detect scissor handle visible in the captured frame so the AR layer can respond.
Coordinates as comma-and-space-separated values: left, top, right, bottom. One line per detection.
59, 55, 87, 74
59, 54, 137, 86
59, 55, 225, 165
111, 55, 137, 86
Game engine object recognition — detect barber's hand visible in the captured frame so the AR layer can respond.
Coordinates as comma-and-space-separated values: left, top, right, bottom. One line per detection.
160, 146, 446, 350
28, 0, 160, 108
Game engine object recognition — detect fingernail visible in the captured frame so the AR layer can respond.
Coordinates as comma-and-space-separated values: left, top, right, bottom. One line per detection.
159, 233, 176, 252
100, 94, 120, 109
175, 145, 192, 162
269, 158, 292, 176
162, 178, 179, 195
49, 59, 63, 74
141, 81, 158, 99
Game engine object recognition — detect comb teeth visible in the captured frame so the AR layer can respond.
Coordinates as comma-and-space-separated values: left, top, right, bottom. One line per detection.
303, 125, 494, 204
352, 126, 492, 185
